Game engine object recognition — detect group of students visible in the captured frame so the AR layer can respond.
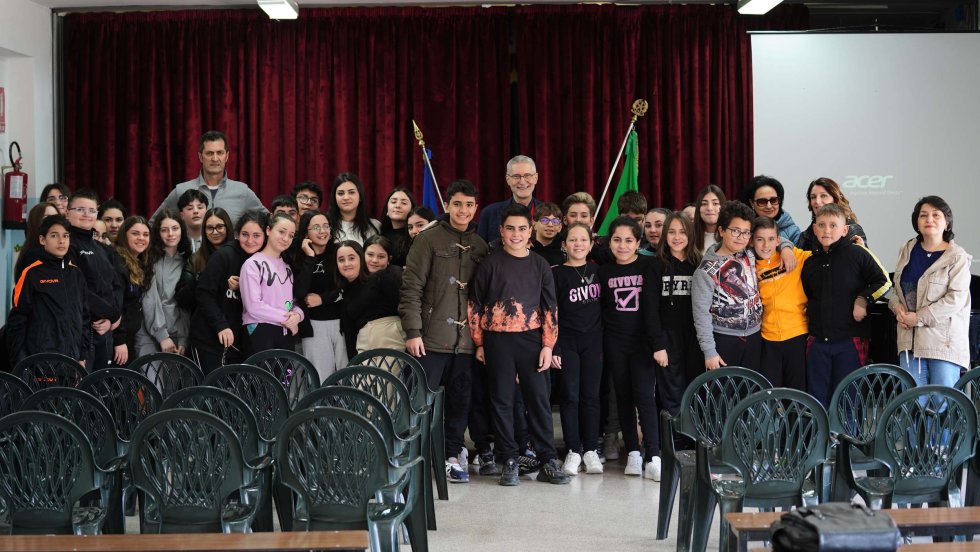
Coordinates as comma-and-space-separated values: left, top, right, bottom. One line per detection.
4, 140, 973, 491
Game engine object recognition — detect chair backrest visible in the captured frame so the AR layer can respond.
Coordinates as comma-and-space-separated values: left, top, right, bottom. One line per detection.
128, 352, 204, 400
295, 386, 397, 457
162, 386, 264, 458
203, 364, 289, 442
349, 348, 430, 412
79, 368, 163, 443
873, 385, 978, 497
13, 352, 88, 392
954, 367, 980, 412
128, 408, 249, 533
674, 367, 772, 445
323, 365, 415, 436
0, 372, 33, 417
244, 349, 320, 410
275, 407, 390, 530
829, 363, 916, 441
0, 411, 101, 534
22, 387, 122, 467
721, 389, 830, 494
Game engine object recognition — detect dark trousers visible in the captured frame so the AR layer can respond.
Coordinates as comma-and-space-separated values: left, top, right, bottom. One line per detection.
604, 342, 660, 461
665, 327, 703, 390
557, 335, 603, 454
419, 352, 474, 459
714, 332, 762, 372
469, 360, 494, 453
246, 323, 297, 356
192, 344, 244, 375
761, 334, 808, 391
806, 337, 868, 408
86, 330, 113, 370
484, 331, 557, 463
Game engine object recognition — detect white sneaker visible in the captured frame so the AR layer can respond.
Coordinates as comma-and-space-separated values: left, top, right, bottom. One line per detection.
603, 433, 620, 461
563, 451, 582, 475
582, 450, 604, 474
459, 447, 469, 473
624, 451, 643, 476
644, 456, 662, 481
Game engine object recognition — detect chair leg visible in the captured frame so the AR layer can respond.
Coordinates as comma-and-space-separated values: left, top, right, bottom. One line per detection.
423, 453, 437, 531
718, 497, 744, 552
103, 472, 124, 534
676, 464, 697, 552
688, 475, 717, 552
251, 470, 274, 532
657, 455, 680, 540
427, 405, 448, 501
368, 518, 400, 552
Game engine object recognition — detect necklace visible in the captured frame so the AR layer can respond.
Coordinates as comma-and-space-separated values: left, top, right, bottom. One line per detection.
569, 264, 588, 284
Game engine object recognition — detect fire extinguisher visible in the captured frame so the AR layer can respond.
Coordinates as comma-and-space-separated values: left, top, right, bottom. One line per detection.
3, 141, 28, 230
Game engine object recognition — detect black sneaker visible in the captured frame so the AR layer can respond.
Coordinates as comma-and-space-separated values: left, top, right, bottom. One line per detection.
478, 451, 501, 476
517, 453, 541, 476
536, 458, 572, 485
499, 458, 520, 486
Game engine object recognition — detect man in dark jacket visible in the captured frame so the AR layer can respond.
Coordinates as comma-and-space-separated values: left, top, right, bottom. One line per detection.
7, 215, 90, 366
476, 155, 542, 244
400, 179, 489, 483
66, 189, 123, 369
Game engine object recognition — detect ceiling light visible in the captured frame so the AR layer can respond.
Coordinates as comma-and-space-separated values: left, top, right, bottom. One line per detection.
258, 0, 299, 20
737, 0, 784, 15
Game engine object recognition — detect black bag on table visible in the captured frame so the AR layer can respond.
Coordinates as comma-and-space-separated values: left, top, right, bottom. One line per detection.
770, 502, 900, 552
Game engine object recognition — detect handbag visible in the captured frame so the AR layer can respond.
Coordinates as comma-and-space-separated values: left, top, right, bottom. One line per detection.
770, 502, 900, 552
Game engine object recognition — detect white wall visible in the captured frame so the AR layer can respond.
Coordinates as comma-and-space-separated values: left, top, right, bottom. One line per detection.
0, 0, 54, 322
752, 33, 980, 274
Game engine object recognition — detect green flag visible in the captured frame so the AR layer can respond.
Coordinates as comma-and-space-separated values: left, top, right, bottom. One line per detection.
597, 130, 639, 236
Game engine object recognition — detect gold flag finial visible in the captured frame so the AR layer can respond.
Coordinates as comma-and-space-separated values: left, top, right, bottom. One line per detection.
412, 119, 425, 147
630, 99, 649, 124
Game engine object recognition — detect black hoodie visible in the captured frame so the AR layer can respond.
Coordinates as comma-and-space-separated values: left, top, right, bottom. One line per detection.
68, 224, 122, 323
189, 241, 250, 352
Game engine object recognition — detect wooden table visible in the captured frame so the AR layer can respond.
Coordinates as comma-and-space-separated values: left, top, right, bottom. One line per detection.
728, 506, 980, 552
0, 531, 369, 551
753, 546, 980, 552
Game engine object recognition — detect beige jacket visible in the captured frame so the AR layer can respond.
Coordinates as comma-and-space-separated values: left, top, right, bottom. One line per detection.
888, 239, 972, 368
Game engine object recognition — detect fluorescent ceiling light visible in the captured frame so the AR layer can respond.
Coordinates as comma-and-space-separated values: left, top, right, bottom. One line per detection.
737, 0, 784, 15
258, 0, 299, 20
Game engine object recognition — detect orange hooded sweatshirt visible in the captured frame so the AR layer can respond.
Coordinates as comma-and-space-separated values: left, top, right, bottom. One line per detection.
755, 247, 811, 342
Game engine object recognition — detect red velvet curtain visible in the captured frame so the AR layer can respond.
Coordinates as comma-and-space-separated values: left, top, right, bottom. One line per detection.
62, 8, 512, 216
61, 5, 805, 217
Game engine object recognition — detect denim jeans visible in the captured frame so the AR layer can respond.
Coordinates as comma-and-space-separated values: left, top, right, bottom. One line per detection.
899, 351, 963, 388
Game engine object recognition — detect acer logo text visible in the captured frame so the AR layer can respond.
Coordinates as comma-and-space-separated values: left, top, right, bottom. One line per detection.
842, 175, 892, 189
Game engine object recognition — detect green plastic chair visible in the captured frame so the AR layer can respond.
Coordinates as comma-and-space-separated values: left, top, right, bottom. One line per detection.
296, 386, 427, 551
656, 367, 771, 550
0, 411, 115, 534
349, 348, 448, 504
13, 352, 88, 391
837, 385, 977, 510
21, 388, 127, 534
828, 363, 916, 502
955, 368, 980, 508
689, 388, 830, 552
324, 365, 435, 533
128, 352, 204, 400
129, 408, 268, 533
245, 349, 321, 410
275, 407, 420, 552
162, 386, 275, 532
0, 372, 32, 416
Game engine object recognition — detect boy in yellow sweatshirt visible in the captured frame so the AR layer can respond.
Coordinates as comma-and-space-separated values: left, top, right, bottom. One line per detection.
752, 216, 811, 390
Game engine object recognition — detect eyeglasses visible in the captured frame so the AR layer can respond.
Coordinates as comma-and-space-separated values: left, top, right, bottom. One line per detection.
506, 173, 538, 182
70, 207, 98, 215
309, 224, 330, 232
754, 197, 780, 207
206, 224, 227, 234
47, 195, 69, 204
296, 194, 320, 205
726, 228, 752, 239
538, 217, 562, 226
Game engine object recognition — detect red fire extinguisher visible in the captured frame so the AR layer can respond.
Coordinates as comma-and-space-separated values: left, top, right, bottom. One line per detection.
3, 141, 28, 230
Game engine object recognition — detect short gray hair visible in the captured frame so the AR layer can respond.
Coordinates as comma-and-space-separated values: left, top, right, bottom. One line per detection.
506, 155, 536, 175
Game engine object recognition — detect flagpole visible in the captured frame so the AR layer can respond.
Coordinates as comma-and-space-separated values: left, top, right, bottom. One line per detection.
592, 99, 649, 231
412, 120, 445, 213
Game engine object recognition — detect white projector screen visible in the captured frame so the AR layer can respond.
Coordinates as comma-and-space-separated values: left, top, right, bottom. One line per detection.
752, 33, 980, 274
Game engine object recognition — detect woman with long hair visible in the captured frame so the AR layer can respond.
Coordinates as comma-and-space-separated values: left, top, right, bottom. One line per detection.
327, 172, 380, 245
693, 184, 727, 254
136, 210, 191, 357
335, 240, 405, 358
188, 210, 267, 373
41, 183, 71, 216
798, 177, 868, 251
111, 216, 152, 366
240, 213, 304, 355
175, 207, 234, 311
378, 187, 416, 266
656, 211, 704, 393
407, 205, 437, 241
293, 209, 345, 381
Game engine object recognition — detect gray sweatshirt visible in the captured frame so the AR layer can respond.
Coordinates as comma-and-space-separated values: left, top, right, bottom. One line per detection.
142, 252, 190, 348
692, 244, 763, 359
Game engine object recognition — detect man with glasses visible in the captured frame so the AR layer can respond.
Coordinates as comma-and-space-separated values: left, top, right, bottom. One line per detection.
152, 130, 266, 226
66, 189, 123, 369
477, 155, 542, 244
292, 181, 323, 218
